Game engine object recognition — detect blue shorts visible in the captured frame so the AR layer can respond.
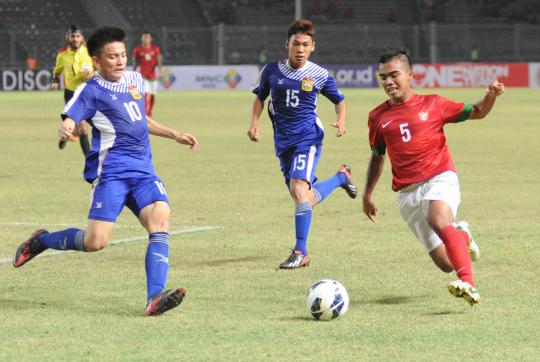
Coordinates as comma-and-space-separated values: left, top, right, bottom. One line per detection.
278, 144, 322, 188
88, 176, 169, 222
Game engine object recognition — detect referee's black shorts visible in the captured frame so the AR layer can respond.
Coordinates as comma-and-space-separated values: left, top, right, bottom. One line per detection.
64, 89, 75, 104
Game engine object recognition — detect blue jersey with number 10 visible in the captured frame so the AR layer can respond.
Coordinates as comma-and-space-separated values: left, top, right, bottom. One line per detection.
62, 71, 156, 183
252, 60, 344, 154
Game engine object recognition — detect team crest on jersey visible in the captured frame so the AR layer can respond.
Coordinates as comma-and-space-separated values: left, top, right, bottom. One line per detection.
128, 85, 142, 100
419, 112, 429, 121
301, 77, 314, 92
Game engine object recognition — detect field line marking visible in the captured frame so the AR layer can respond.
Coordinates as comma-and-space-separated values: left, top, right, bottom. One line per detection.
0, 225, 223, 266
1, 222, 149, 229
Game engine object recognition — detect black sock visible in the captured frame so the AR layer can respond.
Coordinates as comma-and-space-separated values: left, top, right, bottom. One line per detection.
79, 134, 90, 155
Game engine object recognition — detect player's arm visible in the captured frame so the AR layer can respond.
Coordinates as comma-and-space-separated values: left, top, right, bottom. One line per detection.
51, 53, 63, 90
146, 116, 198, 150
468, 80, 505, 120
362, 150, 385, 222
247, 97, 264, 142
330, 100, 346, 137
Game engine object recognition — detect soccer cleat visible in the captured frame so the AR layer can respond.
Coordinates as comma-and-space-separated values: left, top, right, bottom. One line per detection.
448, 280, 480, 306
337, 164, 357, 199
455, 221, 479, 262
146, 288, 186, 316
279, 250, 311, 269
13, 229, 48, 268
58, 139, 67, 149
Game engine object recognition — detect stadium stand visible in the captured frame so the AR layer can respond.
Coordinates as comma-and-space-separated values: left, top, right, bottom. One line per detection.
0, 0, 539, 66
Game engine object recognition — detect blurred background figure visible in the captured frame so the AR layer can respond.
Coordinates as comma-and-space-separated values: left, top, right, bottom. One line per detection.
51, 24, 93, 155
133, 31, 162, 117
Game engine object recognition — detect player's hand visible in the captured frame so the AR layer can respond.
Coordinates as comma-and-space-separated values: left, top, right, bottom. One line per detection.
486, 80, 505, 97
50, 82, 59, 90
58, 118, 76, 140
331, 121, 346, 137
175, 132, 199, 150
362, 194, 378, 222
247, 124, 259, 142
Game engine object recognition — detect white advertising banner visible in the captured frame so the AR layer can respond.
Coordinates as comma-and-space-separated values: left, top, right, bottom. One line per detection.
529, 63, 540, 88
156, 65, 260, 91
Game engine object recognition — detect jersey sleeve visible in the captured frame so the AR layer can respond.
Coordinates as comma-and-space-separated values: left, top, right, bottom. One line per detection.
61, 83, 97, 124
368, 113, 386, 155
252, 64, 271, 100
320, 75, 345, 105
436, 95, 473, 124
53, 52, 64, 76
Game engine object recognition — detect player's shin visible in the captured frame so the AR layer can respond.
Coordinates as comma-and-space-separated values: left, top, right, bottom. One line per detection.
38, 228, 86, 251
312, 173, 344, 204
294, 202, 312, 255
438, 225, 475, 286
145, 232, 170, 301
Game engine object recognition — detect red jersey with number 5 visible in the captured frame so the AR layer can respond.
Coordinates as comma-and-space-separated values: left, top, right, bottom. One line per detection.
368, 93, 472, 191
133, 45, 161, 80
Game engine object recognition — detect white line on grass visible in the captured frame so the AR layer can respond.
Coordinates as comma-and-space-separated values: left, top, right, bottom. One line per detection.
0, 225, 222, 266
0, 222, 143, 229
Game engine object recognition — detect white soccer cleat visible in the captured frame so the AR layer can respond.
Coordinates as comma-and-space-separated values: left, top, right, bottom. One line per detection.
455, 221, 479, 262
448, 280, 480, 306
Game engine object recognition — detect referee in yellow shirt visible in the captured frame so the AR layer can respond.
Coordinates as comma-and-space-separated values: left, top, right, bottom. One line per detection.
51, 25, 93, 155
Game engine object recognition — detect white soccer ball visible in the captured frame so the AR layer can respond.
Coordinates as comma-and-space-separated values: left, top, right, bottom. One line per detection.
306, 279, 349, 321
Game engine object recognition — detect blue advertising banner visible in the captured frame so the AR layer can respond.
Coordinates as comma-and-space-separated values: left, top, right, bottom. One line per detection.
324, 65, 378, 88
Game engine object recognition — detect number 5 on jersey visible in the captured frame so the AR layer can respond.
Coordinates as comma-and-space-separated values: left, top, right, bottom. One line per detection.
400, 123, 411, 142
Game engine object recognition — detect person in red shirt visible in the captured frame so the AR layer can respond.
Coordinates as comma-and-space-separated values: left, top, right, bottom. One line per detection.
362, 48, 504, 306
133, 31, 162, 116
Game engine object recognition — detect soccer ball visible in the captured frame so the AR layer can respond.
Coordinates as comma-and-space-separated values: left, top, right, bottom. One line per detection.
306, 279, 349, 321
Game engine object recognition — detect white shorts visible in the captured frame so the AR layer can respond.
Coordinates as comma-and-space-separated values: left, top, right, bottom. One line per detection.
396, 171, 461, 252
144, 78, 158, 95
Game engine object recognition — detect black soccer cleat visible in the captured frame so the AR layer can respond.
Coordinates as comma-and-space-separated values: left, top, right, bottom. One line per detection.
337, 164, 357, 199
58, 139, 67, 149
13, 229, 48, 268
146, 288, 186, 316
279, 250, 311, 269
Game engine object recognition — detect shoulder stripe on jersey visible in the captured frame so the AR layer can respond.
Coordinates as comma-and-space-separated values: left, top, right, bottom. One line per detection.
62, 82, 88, 115
277, 61, 329, 89
94, 71, 145, 94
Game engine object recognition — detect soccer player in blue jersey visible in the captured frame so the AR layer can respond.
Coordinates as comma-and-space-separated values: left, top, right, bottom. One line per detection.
248, 19, 357, 269
13, 27, 199, 316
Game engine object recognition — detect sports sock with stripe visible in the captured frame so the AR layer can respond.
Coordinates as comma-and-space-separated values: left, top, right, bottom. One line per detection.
294, 202, 312, 255
146, 232, 170, 301
312, 172, 346, 204
439, 225, 475, 286
37, 228, 86, 251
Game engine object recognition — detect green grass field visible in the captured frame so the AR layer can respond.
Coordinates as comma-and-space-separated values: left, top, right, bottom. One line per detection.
0, 88, 539, 361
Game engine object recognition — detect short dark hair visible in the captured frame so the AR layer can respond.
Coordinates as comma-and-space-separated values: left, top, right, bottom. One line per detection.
142, 30, 152, 36
287, 19, 315, 40
87, 26, 126, 57
66, 24, 82, 36
378, 48, 413, 69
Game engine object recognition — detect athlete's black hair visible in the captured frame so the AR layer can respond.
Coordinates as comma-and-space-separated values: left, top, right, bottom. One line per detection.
287, 19, 315, 40
87, 26, 126, 57
66, 24, 82, 36
378, 47, 413, 69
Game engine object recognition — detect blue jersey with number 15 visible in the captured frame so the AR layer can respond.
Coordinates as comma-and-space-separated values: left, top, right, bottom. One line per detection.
62, 71, 156, 183
252, 60, 344, 154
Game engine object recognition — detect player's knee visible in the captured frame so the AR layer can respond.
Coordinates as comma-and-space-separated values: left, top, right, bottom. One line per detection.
289, 180, 308, 203
83, 234, 109, 252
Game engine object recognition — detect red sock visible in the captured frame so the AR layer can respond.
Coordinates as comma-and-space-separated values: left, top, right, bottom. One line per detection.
439, 225, 475, 286
149, 94, 155, 115
145, 96, 151, 116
